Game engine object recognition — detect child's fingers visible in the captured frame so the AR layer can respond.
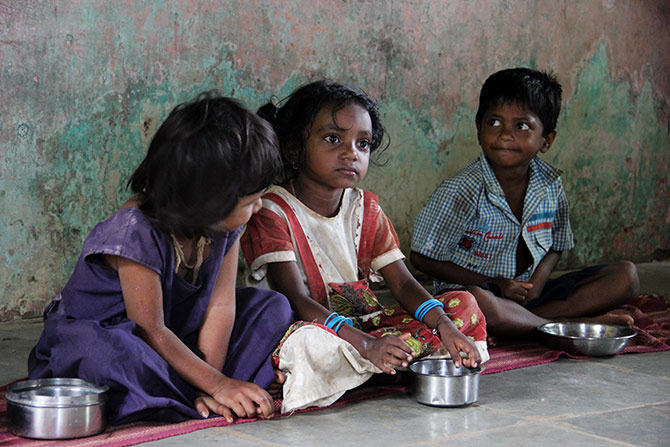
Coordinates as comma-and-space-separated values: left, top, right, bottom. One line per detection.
393, 334, 416, 355
274, 369, 286, 385
194, 396, 210, 418
386, 347, 413, 367
229, 399, 254, 419
218, 406, 234, 423
506, 292, 525, 303
199, 396, 233, 422
252, 390, 275, 418
238, 392, 270, 419
460, 342, 481, 368
462, 354, 480, 369
443, 343, 463, 368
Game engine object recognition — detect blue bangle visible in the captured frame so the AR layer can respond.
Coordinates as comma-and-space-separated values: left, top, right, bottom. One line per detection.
324, 312, 339, 328
333, 318, 346, 333
414, 300, 431, 320
415, 298, 441, 318
418, 301, 443, 321
334, 316, 353, 333
324, 313, 353, 333
414, 299, 444, 322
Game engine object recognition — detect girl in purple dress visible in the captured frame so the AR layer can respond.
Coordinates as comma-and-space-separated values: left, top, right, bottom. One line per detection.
28, 93, 294, 424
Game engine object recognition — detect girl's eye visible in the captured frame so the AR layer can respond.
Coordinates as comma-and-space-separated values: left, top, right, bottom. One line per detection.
487, 118, 501, 127
358, 139, 371, 151
325, 134, 340, 144
517, 122, 530, 131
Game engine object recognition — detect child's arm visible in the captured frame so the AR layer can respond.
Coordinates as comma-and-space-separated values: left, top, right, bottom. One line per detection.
380, 259, 482, 368
108, 245, 273, 422
267, 261, 414, 374
410, 251, 533, 302
194, 239, 275, 419
522, 250, 561, 307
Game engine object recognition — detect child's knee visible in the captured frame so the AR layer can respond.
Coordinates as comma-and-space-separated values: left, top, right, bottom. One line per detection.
439, 290, 477, 313
613, 260, 640, 296
269, 292, 295, 325
437, 290, 486, 338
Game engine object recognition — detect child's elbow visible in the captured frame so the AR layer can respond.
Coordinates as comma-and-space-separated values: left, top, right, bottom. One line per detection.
410, 251, 430, 273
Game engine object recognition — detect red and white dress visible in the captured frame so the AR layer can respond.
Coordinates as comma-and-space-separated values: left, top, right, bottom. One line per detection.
242, 185, 487, 359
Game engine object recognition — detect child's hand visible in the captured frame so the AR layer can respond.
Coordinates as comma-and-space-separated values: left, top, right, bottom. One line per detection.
520, 287, 541, 308
495, 278, 533, 303
437, 321, 481, 369
194, 377, 274, 422
360, 333, 415, 375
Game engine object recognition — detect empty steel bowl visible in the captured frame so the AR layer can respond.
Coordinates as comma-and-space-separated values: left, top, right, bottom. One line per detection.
6, 378, 109, 439
409, 358, 481, 407
537, 322, 637, 356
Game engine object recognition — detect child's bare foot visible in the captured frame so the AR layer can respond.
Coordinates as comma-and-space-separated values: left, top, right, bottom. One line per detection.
268, 369, 286, 400
573, 312, 634, 328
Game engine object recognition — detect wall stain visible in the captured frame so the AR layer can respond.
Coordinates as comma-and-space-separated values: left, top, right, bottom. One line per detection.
0, 2, 668, 320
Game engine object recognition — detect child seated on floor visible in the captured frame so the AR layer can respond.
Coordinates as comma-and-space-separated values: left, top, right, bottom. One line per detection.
410, 68, 639, 339
241, 81, 488, 411
28, 93, 294, 424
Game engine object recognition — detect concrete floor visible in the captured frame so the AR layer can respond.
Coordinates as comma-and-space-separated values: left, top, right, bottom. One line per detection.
1, 262, 669, 446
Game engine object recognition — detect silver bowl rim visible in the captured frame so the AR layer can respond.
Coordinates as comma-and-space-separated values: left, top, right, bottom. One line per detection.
537, 322, 637, 342
409, 358, 483, 377
7, 378, 109, 408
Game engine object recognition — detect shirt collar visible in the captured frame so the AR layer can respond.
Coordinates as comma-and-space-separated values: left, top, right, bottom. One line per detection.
479, 153, 563, 194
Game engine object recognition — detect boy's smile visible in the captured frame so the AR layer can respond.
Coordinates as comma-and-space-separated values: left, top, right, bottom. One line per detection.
477, 101, 556, 175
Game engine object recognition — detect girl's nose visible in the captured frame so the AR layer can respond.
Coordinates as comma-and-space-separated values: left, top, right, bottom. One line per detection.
341, 141, 358, 159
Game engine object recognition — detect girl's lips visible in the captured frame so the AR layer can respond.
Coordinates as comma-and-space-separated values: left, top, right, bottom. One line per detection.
337, 168, 358, 176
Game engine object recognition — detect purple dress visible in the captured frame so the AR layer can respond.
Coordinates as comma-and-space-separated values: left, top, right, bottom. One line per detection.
28, 208, 293, 424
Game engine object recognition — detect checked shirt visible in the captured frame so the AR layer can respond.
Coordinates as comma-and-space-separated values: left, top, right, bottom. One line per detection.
411, 154, 574, 293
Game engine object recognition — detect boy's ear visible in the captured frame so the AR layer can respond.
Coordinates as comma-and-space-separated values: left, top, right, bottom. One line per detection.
540, 130, 557, 153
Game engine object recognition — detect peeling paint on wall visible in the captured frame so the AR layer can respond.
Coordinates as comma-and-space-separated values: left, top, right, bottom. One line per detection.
1, 1, 668, 320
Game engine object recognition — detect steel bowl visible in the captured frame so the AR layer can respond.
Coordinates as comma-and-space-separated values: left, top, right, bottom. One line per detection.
409, 359, 481, 407
6, 378, 109, 439
537, 322, 637, 356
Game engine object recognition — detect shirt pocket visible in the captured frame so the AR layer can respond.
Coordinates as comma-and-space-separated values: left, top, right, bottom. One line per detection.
531, 228, 553, 253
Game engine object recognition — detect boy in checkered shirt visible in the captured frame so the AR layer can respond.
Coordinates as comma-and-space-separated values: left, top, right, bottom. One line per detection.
410, 68, 639, 338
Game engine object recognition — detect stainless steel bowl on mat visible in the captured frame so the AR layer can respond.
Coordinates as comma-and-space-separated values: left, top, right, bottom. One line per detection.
537, 322, 637, 356
6, 378, 109, 439
409, 358, 481, 407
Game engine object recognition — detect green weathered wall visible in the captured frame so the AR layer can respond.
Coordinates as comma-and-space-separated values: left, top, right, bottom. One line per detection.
1, 0, 668, 320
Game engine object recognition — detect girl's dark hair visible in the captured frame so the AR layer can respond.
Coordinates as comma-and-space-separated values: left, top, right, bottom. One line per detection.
257, 80, 388, 179
475, 68, 563, 136
128, 92, 281, 237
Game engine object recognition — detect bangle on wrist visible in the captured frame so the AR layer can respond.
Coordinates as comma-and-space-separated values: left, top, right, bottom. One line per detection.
323, 312, 353, 334
414, 298, 444, 322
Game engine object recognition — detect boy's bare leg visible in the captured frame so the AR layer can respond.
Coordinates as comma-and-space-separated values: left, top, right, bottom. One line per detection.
469, 286, 549, 337
470, 261, 639, 338
531, 261, 639, 326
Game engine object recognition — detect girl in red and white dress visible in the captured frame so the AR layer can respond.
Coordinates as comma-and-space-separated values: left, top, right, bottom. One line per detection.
241, 81, 488, 410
